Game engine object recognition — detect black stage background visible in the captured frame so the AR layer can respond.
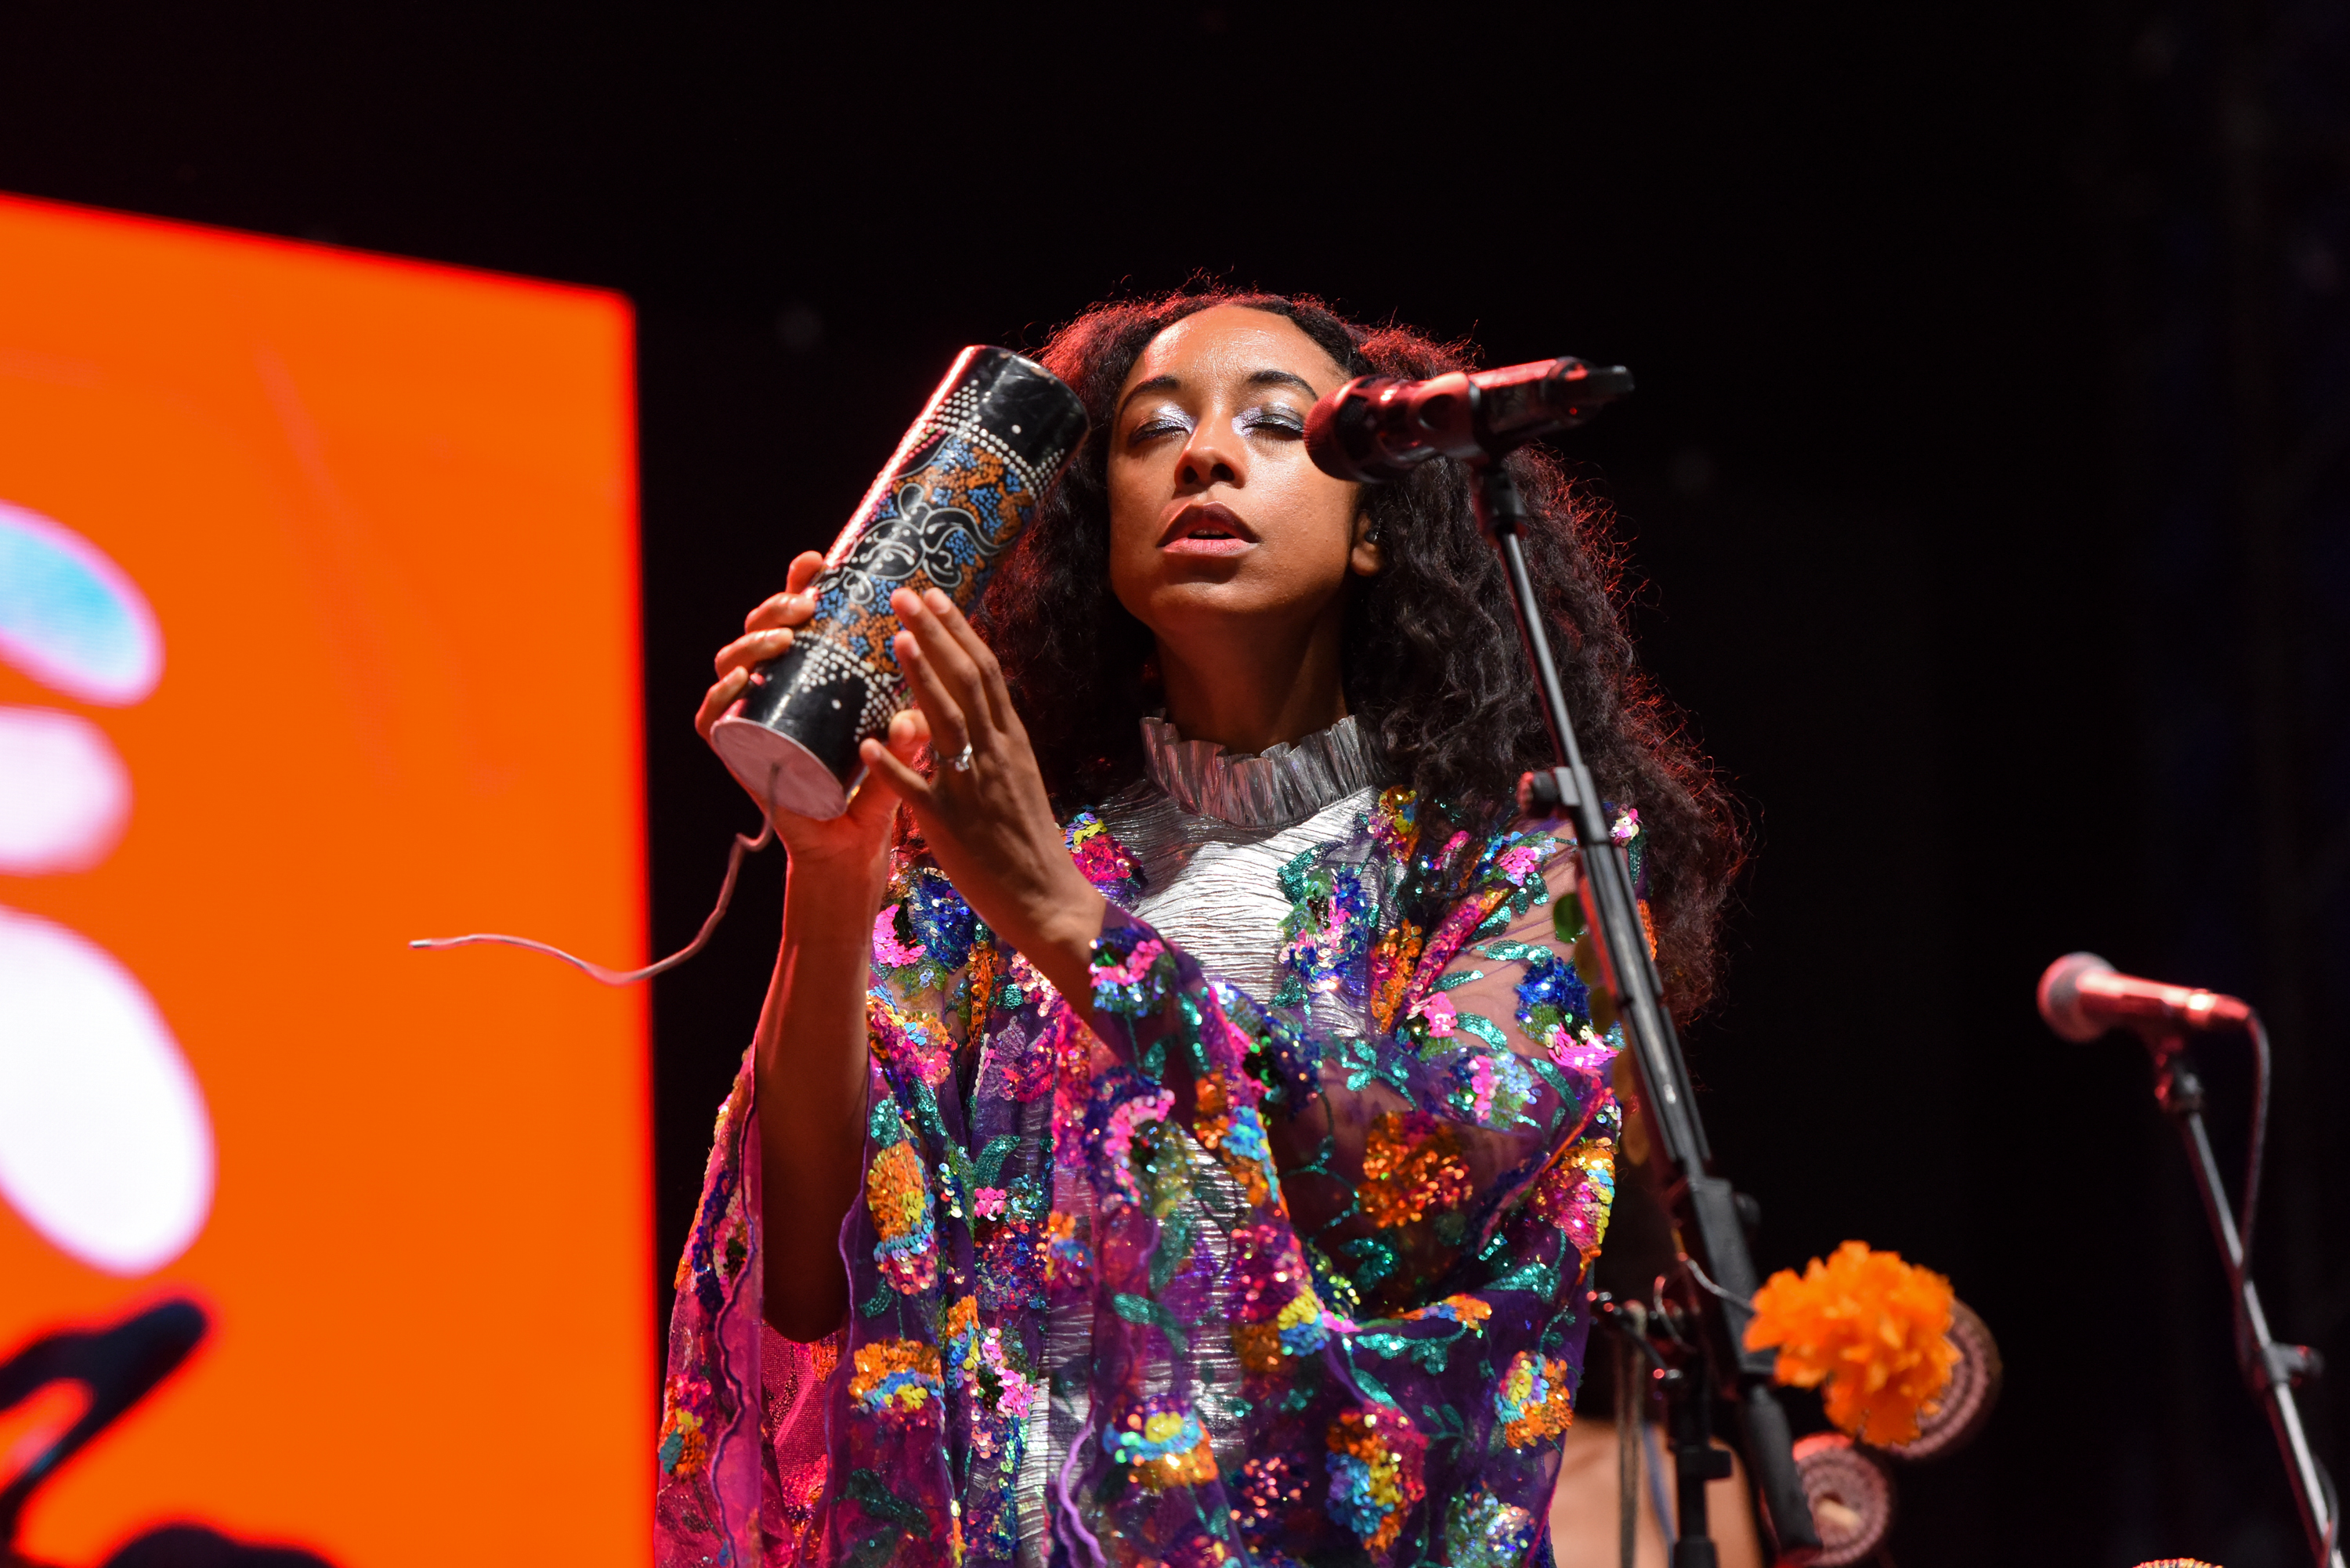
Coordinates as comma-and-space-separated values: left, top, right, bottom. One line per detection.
5, 5, 2344, 1564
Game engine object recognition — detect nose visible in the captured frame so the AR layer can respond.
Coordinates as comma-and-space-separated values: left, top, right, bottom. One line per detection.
1174, 416, 1246, 495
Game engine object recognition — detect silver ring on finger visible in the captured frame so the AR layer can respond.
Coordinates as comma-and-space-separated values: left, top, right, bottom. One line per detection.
948, 742, 974, 773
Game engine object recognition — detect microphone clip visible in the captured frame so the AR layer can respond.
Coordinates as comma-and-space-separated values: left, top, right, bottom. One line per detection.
1516, 766, 1584, 815
2151, 1042, 2202, 1115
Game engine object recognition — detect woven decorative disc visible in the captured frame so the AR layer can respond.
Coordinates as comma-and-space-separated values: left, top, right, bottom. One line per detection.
1792, 1433, 1895, 1567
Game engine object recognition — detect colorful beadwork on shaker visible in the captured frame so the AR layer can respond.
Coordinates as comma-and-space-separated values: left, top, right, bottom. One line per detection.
711, 347, 1088, 807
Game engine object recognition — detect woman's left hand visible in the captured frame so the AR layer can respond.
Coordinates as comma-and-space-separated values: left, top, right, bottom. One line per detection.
859, 587, 1107, 1003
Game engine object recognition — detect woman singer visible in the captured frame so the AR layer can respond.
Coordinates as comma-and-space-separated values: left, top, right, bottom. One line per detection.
656, 291, 1744, 1568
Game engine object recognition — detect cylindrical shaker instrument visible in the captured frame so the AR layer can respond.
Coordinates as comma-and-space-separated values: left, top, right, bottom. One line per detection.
709, 345, 1088, 819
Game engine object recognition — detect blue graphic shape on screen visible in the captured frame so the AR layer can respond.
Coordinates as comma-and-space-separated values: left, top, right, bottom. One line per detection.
0, 500, 163, 706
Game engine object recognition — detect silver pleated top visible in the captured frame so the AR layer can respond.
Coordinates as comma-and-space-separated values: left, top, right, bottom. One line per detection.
1013, 715, 1381, 1568
1137, 712, 1377, 829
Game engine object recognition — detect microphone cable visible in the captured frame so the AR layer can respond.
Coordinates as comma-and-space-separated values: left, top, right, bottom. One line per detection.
408, 819, 774, 985
2239, 1011, 2272, 1275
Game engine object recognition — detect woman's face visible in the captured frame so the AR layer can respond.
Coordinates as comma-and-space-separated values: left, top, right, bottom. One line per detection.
1105, 305, 1375, 652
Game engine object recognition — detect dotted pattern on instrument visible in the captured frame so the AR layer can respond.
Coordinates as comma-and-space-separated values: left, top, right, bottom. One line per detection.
800, 383, 1077, 744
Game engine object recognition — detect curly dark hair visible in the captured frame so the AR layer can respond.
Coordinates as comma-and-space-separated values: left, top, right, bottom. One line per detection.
978, 290, 1744, 1016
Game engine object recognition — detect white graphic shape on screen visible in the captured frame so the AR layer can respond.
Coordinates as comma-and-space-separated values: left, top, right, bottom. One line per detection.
0, 706, 131, 873
0, 907, 213, 1274
0, 498, 163, 705
0, 497, 208, 1275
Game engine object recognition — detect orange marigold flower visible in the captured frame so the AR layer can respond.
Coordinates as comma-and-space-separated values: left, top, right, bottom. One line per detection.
1744, 1240, 1960, 1447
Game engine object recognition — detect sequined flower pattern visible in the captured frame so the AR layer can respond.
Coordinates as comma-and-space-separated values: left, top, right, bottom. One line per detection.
1108, 1397, 1219, 1491
1403, 1293, 1493, 1330
1359, 1110, 1473, 1227
1325, 1407, 1429, 1555
849, 1338, 945, 1422
1531, 1136, 1618, 1267
657, 779, 1632, 1568
1495, 1350, 1576, 1447
1043, 1209, 1089, 1286
865, 1138, 938, 1294
1444, 1489, 1539, 1568
1090, 927, 1175, 1017
1067, 811, 1144, 904
1227, 1220, 1333, 1375
656, 1377, 709, 1478
943, 1294, 1038, 1423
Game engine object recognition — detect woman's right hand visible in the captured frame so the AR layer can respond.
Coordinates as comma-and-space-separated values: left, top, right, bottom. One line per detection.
696, 548, 921, 883
713, 554, 920, 1342
695, 548, 825, 747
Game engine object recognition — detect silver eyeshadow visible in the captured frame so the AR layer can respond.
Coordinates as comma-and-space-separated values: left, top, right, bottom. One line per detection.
1233, 402, 1307, 437
1125, 401, 1308, 446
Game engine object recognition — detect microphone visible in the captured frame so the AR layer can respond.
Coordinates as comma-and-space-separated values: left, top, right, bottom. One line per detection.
1304, 356, 1634, 482
2037, 952, 2254, 1042
2033, 961, 2329, 1559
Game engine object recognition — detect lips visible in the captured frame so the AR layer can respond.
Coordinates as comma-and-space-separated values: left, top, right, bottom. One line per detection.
1159, 501, 1259, 557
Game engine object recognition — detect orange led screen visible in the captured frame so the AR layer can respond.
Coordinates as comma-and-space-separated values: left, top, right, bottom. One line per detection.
0, 193, 647, 1565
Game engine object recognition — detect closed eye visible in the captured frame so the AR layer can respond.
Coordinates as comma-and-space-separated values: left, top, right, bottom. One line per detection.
1238, 405, 1307, 437
1127, 409, 1196, 446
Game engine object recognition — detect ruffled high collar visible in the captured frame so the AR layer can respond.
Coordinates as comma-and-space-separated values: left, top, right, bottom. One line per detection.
1137, 714, 1379, 829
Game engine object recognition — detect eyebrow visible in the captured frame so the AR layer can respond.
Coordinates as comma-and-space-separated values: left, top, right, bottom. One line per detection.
1117, 374, 1180, 419
1117, 367, 1323, 419
1246, 368, 1320, 398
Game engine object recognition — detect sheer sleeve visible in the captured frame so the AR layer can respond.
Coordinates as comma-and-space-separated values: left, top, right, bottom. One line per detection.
657, 839, 1006, 1568
1272, 828, 1620, 1315
1073, 798, 1628, 1565
661, 800, 1637, 1568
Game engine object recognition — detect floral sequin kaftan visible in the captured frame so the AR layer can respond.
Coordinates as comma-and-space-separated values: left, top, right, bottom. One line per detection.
656, 732, 1633, 1568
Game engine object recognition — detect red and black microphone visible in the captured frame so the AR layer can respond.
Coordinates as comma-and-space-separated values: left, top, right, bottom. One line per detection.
2036, 951, 2254, 1042
2033, 957, 2341, 1563
1303, 356, 1633, 482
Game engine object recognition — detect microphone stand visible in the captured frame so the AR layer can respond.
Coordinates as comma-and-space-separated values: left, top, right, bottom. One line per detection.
2148, 1035, 2341, 1568
1474, 461, 1820, 1568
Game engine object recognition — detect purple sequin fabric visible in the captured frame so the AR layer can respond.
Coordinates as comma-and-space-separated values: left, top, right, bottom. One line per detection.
656, 786, 1632, 1568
